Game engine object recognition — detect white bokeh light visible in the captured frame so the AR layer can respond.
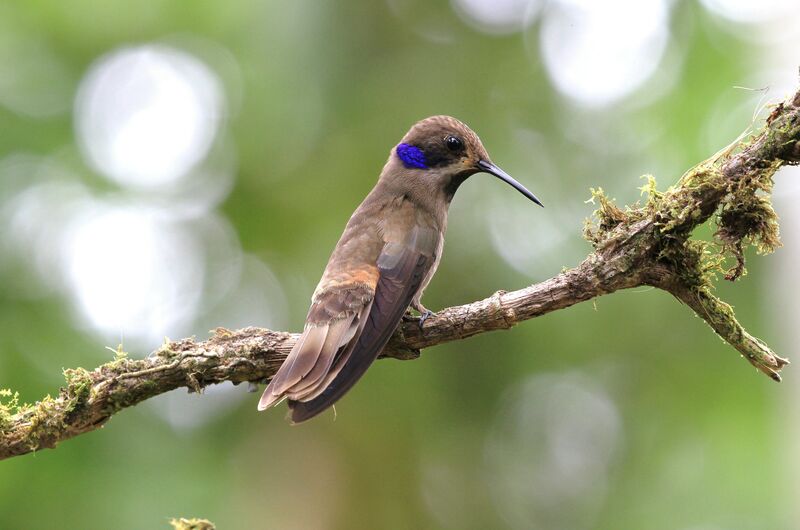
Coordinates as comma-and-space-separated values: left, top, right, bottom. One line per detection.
198, 254, 289, 333
75, 45, 223, 189
451, 0, 543, 35
150, 382, 247, 431
540, 0, 670, 107
700, 0, 795, 24
3, 177, 251, 351
63, 202, 205, 344
0, 42, 259, 355
480, 129, 586, 277
485, 372, 621, 529
488, 198, 583, 277
700, 0, 800, 45
3, 177, 90, 296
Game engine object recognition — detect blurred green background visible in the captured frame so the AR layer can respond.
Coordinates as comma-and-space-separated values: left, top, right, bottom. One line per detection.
1, 0, 799, 528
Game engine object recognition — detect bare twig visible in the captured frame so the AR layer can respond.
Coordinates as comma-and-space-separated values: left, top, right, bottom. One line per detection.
2, 85, 800, 461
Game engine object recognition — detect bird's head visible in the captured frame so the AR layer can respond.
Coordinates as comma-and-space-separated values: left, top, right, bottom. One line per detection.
387, 115, 543, 207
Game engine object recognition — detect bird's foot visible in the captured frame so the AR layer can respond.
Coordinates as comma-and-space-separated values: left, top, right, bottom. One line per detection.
411, 301, 436, 329
417, 310, 436, 329
403, 307, 436, 328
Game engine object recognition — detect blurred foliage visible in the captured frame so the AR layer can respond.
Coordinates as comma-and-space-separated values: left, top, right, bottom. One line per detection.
0, 1, 797, 529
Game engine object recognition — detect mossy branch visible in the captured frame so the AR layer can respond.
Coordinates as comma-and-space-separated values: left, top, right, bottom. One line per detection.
2, 85, 800, 461
169, 518, 216, 530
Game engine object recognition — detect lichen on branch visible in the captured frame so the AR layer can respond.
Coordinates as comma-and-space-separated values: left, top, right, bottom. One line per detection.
169, 518, 216, 530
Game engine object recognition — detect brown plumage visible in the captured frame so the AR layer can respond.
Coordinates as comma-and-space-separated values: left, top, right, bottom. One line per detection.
258, 115, 542, 423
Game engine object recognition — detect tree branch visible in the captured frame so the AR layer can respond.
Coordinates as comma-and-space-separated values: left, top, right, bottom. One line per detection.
2, 85, 800, 461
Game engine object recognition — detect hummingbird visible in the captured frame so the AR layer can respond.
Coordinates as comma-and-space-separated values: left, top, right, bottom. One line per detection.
258, 115, 543, 423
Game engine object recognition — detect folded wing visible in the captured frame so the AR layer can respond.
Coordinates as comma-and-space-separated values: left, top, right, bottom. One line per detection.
258, 226, 436, 423
258, 285, 373, 411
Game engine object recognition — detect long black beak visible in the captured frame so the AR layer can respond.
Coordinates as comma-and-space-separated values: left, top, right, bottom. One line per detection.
477, 160, 543, 207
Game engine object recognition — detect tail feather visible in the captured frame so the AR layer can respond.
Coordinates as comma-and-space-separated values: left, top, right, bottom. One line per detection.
287, 316, 354, 399
257, 325, 326, 410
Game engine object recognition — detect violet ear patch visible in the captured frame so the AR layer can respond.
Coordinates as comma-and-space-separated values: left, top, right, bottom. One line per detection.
396, 143, 428, 169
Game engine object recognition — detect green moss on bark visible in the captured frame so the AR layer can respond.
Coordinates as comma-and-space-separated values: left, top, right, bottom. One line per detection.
169, 518, 216, 530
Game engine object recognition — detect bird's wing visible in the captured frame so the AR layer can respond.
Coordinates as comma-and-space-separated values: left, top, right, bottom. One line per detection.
287, 226, 436, 423
257, 285, 374, 411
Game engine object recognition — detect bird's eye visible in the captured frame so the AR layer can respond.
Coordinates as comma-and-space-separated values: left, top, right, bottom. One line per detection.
445, 135, 463, 152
